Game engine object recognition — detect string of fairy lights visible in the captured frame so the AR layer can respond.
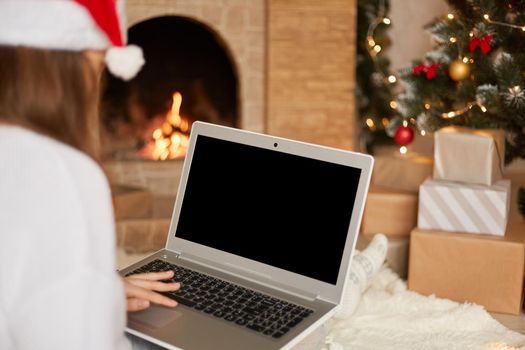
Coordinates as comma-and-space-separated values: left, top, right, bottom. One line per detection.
363, 1, 398, 135
364, 3, 525, 152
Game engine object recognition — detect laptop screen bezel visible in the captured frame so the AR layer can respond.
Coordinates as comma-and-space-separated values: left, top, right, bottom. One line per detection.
166, 121, 373, 304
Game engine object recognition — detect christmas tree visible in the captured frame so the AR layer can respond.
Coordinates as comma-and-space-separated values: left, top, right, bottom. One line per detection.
396, 0, 525, 217
356, 0, 399, 152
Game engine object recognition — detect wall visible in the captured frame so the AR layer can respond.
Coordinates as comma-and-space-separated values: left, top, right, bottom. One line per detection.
388, 0, 448, 70
267, 0, 357, 150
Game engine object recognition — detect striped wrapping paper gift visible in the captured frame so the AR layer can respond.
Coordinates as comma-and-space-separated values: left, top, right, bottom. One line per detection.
418, 178, 511, 236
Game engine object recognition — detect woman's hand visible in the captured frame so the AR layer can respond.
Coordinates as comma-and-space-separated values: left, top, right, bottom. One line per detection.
123, 270, 181, 312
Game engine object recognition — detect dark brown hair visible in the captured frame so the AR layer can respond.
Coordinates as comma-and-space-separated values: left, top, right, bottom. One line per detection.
0, 46, 101, 160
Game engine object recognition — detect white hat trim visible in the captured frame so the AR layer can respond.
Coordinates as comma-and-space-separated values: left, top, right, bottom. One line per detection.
0, 1, 145, 80
0, 1, 109, 51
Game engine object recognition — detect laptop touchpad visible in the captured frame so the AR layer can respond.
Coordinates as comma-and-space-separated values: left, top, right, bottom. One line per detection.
129, 306, 183, 329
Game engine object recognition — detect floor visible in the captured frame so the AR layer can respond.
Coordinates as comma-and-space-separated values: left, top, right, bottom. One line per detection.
116, 248, 525, 336
491, 312, 525, 335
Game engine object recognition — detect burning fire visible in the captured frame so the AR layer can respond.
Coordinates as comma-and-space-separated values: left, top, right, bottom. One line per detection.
142, 92, 190, 160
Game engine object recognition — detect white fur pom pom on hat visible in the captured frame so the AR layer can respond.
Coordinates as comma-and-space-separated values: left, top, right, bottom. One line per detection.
105, 45, 145, 81
0, 0, 145, 80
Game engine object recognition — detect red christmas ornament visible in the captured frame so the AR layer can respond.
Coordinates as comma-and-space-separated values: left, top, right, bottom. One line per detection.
394, 126, 415, 146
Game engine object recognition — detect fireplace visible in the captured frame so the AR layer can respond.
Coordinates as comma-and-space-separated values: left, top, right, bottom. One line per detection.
102, 15, 239, 160
105, 0, 359, 252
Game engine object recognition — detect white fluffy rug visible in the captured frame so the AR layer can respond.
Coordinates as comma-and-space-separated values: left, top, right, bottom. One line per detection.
324, 267, 525, 350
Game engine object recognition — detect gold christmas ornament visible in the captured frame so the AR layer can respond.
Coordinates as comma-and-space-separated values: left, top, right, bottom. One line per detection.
448, 59, 471, 81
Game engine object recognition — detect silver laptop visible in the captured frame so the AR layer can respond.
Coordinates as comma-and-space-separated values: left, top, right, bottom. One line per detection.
120, 122, 373, 350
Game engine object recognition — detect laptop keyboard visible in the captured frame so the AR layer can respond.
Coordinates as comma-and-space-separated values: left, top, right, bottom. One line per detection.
126, 259, 314, 339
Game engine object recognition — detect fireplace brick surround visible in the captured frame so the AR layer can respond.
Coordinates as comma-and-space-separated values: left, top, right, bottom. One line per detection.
112, 0, 358, 252
125, 0, 357, 150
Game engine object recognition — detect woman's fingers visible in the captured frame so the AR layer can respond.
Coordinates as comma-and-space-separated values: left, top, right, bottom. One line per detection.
126, 278, 181, 293
126, 270, 175, 281
124, 280, 178, 309
122, 271, 181, 312
127, 298, 151, 312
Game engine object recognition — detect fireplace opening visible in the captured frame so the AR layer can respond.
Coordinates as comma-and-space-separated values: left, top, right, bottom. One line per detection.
101, 16, 239, 160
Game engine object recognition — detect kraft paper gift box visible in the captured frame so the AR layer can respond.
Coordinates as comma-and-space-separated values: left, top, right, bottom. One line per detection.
112, 185, 154, 220
408, 226, 525, 315
418, 178, 511, 236
434, 126, 505, 186
371, 153, 433, 193
361, 186, 418, 237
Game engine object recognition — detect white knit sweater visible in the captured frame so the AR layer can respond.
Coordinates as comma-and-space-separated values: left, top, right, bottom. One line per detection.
0, 126, 130, 350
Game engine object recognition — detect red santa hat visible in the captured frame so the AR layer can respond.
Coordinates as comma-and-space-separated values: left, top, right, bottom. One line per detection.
0, 0, 144, 80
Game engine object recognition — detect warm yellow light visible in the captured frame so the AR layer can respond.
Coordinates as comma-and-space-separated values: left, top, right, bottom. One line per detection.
447, 13, 454, 19
367, 36, 375, 47
511, 85, 521, 93
383, 17, 391, 25
161, 122, 173, 135
170, 134, 181, 151
388, 75, 397, 83
160, 149, 169, 161
424, 103, 431, 109
152, 129, 163, 140
402, 120, 409, 127
171, 92, 182, 115
389, 100, 398, 109
462, 57, 469, 63
399, 146, 408, 154
373, 45, 382, 53
469, 58, 474, 63
469, 32, 474, 37
449, 37, 457, 43
483, 14, 490, 20
447, 111, 456, 118
522, 27, 525, 32
180, 118, 190, 132
381, 118, 390, 127
155, 138, 170, 149
145, 91, 190, 161
480, 105, 487, 112
421, 130, 427, 136
366, 118, 375, 129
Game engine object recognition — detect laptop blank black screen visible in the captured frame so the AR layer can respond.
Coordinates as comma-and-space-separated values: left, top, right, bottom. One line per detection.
175, 135, 362, 285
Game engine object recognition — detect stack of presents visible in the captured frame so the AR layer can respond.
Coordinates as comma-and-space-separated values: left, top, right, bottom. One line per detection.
360, 126, 525, 315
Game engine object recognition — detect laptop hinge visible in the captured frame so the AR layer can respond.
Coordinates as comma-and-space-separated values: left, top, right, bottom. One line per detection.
160, 251, 182, 260
178, 253, 318, 302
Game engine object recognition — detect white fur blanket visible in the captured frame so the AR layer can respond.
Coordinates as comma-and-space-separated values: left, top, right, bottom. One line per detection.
324, 267, 525, 350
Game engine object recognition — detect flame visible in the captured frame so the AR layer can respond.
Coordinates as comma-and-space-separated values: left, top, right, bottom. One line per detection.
142, 92, 190, 160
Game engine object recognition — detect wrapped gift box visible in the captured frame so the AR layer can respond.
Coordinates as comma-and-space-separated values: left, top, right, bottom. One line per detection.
408, 227, 525, 315
409, 174, 525, 315
418, 178, 511, 236
411, 132, 434, 156
434, 126, 505, 186
361, 186, 418, 237
372, 153, 433, 192
112, 185, 153, 220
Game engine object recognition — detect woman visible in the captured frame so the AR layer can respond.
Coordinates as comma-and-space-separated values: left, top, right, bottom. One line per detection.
0, 1, 179, 348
